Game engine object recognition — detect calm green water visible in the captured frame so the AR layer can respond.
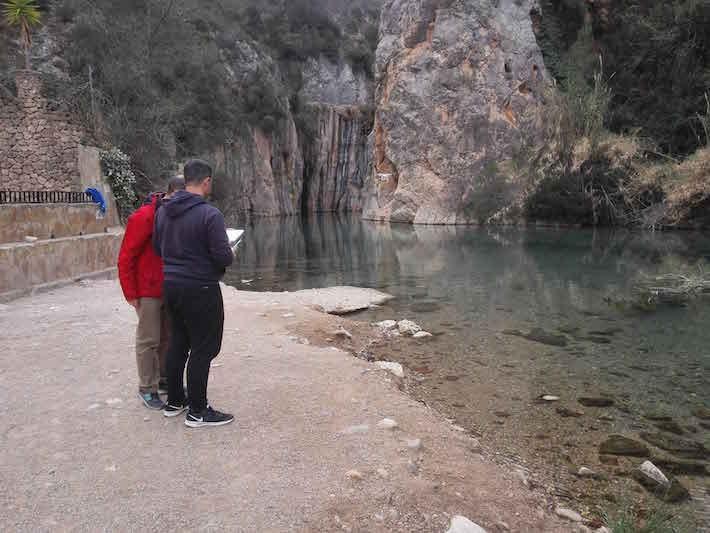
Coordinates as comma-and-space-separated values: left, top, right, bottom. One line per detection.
225, 215, 710, 515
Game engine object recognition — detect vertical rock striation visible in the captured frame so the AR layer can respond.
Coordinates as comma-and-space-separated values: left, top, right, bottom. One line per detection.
302, 105, 372, 214
363, 0, 548, 224
213, 47, 374, 219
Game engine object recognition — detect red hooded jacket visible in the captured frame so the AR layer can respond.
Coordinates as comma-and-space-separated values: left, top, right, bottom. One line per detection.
118, 195, 164, 300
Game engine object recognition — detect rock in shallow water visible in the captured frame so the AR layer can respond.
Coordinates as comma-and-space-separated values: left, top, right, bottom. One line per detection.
639, 432, 708, 460
578, 397, 614, 408
652, 457, 708, 476
637, 460, 670, 488
445, 515, 487, 533
654, 420, 685, 435
556, 406, 584, 418
503, 328, 568, 347
633, 463, 690, 503
599, 435, 650, 457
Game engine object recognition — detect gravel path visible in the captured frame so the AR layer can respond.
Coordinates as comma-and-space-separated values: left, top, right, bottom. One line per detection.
0, 280, 569, 532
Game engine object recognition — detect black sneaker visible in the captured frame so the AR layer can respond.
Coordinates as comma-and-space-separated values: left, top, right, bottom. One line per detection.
163, 398, 189, 418
184, 406, 234, 428
139, 392, 165, 410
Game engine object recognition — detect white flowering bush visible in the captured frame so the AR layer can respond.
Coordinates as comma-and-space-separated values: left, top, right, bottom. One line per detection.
100, 148, 138, 221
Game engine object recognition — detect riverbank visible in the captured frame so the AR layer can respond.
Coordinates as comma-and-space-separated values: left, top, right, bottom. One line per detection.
0, 279, 574, 532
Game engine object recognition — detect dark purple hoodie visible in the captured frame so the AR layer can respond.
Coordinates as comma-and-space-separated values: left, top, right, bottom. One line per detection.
153, 190, 233, 286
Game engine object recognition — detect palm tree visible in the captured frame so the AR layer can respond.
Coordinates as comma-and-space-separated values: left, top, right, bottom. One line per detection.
3, 0, 41, 70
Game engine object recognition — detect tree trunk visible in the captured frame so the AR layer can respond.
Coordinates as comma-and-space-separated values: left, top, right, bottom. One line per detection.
21, 24, 31, 70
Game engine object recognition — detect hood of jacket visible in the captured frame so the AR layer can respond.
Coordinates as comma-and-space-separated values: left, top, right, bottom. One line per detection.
162, 190, 206, 219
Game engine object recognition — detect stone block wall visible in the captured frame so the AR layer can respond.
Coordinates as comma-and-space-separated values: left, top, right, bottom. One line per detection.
0, 71, 83, 191
0, 230, 123, 301
0, 204, 111, 244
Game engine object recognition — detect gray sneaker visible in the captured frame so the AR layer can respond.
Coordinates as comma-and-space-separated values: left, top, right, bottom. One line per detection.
139, 392, 165, 410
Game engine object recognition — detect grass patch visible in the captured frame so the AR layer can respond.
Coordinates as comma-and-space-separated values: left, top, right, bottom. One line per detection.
603, 503, 694, 533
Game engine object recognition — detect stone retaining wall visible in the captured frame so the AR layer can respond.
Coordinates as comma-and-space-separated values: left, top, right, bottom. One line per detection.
0, 230, 123, 301
0, 71, 83, 191
0, 204, 112, 244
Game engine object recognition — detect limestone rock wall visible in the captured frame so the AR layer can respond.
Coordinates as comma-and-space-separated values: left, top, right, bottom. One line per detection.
363, 0, 548, 224
214, 41, 374, 219
0, 71, 83, 191
302, 105, 372, 213
212, 117, 305, 218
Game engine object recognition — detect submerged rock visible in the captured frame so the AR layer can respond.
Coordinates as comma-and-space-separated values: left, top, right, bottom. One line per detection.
503, 328, 568, 347
445, 515, 487, 533
599, 435, 650, 457
649, 458, 708, 476
654, 420, 686, 435
692, 406, 710, 420
582, 336, 612, 345
662, 479, 691, 503
557, 407, 584, 418
578, 397, 615, 408
640, 432, 708, 460
644, 412, 674, 422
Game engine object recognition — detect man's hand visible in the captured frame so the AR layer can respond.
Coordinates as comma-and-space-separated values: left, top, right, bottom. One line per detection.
128, 299, 140, 310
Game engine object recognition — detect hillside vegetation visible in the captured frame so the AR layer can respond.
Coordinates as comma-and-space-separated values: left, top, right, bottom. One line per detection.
2, 0, 379, 185
527, 0, 710, 228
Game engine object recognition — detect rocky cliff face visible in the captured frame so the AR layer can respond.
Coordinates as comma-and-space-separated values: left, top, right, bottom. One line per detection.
363, 0, 548, 224
214, 46, 374, 220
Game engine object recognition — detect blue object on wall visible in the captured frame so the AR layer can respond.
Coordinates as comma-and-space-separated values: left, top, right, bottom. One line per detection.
85, 187, 107, 215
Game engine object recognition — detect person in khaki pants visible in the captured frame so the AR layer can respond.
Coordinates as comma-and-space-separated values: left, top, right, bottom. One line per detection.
118, 177, 184, 409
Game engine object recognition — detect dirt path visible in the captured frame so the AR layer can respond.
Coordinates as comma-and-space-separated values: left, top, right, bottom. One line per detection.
0, 280, 572, 532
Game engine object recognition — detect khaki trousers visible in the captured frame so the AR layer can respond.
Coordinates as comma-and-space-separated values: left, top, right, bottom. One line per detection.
135, 297, 169, 394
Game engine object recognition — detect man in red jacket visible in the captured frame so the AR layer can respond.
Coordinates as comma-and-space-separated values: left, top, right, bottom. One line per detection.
118, 177, 185, 409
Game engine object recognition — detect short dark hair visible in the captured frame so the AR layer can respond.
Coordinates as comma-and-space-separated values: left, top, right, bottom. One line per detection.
166, 175, 185, 194
183, 159, 213, 185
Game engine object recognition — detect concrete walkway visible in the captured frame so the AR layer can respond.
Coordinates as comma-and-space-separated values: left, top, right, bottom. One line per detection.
0, 280, 568, 532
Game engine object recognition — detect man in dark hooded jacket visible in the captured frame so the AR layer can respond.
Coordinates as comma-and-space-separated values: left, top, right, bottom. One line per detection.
153, 159, 234, 428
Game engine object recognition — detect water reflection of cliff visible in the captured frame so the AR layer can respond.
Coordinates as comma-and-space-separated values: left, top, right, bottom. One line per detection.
225, 216, 710, 326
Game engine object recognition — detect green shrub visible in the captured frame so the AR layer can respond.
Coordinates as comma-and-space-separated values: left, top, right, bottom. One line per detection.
100, 148, 137, 221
